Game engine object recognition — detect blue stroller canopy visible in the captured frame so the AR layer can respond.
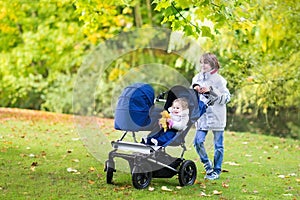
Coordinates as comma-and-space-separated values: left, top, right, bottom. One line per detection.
114, 83, 156, 131
114, 84, 206, 133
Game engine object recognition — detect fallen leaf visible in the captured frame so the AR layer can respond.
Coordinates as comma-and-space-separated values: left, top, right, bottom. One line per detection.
200, 191, 210, 197
278, 175, 285, 179
289, 173, 296, 177
213, 190, 222, 195
197, 182, 206, 189
222, 182, 229, 188
41, 151, 47, 157
224, 161, 240, 166
161, 186, 172, 191
29, 153, 35, 158
72, 159, 80, 163
88, 180, 95, 185
89, 167, 95, 172
148, 187, 155, 191
67, 167, 78, 173
283, 194, 293, 197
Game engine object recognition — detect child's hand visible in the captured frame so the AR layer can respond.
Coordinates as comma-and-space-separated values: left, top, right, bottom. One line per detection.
167, 119, 173, 129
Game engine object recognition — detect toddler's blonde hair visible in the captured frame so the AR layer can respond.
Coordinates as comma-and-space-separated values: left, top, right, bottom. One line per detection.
173, 97, 189, 110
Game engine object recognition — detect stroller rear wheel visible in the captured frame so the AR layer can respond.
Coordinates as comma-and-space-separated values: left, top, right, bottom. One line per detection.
131, 162, 152, 189
178, 160, 197, 186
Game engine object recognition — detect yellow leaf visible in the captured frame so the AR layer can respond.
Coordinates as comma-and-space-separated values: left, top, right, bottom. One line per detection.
222, 182, 229, 188
89, 167, 95, 172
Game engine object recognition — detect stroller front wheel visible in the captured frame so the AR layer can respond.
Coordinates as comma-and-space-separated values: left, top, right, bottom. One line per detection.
131, 162, 152, 189
178, 160, 197, 186
105, 160, 116, 184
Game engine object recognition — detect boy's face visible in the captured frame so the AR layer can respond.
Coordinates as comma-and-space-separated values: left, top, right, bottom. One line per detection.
200, 59, 212, 73
171, 102, 183, 115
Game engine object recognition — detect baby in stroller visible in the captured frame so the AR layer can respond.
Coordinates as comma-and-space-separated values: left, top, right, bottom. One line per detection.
142, 97, 189, 146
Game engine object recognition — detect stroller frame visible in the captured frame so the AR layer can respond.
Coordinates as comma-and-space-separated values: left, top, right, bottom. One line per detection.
104, 129, 196, 189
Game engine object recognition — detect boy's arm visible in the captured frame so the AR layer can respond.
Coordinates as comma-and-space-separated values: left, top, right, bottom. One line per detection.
210, 79, 230, 105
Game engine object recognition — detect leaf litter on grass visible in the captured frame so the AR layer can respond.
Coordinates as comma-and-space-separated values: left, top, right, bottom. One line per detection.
1, 108, 299, 199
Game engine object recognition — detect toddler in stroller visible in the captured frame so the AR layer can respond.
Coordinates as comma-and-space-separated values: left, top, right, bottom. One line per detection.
142, 97, 189, 146
104, 83, 207, 189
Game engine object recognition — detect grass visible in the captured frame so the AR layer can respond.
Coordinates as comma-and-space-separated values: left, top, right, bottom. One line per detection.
0, 108, 299, 199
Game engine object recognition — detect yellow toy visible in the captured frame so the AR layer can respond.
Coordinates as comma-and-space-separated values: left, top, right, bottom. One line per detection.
159, 110, 171, 132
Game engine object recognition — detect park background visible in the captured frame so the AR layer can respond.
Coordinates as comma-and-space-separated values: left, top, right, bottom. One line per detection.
0, 0, 299, 199
0, 0, 299, 139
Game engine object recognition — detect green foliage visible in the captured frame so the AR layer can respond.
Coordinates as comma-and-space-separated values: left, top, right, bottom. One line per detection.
0, 0, 86, 113
154, 0, 300, 137
0, 0, 299, 137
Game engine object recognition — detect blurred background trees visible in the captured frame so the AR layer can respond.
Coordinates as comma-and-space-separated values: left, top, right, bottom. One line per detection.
0, 0, 299, 138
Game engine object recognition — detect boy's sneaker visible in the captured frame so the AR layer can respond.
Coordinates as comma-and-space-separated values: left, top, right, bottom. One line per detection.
203, 161, 213, 175
204, 171, 220, 180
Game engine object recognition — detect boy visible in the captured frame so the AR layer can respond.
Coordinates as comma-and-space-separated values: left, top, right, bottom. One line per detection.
192, 53, 230, 180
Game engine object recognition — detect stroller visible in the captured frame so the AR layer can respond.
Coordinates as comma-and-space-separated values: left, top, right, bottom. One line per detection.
104, 83, 207, 189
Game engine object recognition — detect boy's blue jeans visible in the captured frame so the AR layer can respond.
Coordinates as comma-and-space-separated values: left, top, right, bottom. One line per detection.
194, 130, 224, 175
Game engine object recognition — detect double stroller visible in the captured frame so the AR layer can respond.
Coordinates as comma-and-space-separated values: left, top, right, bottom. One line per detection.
104, 83, 207, 189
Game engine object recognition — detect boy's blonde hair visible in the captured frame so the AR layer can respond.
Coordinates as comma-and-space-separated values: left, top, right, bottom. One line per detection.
200, 53, 220, 70
173, 98, 189, 110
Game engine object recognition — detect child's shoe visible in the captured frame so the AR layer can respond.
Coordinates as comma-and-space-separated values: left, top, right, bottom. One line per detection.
150, 138, 158, 146
141, 137, 147, 144
204, 171, 220, 180
203, 161, 213, 175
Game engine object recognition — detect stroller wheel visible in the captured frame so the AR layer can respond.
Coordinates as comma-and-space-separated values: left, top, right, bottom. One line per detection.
131, 162, 152, 189
178, 160, 197, 186
106, 167, 115, 184
105, 160, 115, 184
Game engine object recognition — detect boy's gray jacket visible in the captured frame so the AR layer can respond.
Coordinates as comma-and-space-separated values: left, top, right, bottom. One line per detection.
192, 72, 230, 131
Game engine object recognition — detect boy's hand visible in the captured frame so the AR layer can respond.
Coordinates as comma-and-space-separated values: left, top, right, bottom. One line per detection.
199, 86, 210, 93
194, 85, 210, 94
193, 85, 201, 93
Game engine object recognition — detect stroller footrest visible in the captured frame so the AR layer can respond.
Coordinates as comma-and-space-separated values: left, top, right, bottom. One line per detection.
111, 141, 161, 154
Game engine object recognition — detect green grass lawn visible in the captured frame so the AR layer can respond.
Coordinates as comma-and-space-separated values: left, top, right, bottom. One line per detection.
0, 108, 299, 199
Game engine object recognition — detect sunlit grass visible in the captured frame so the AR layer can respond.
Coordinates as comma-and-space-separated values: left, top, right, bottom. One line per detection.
0, 108, 299, 199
